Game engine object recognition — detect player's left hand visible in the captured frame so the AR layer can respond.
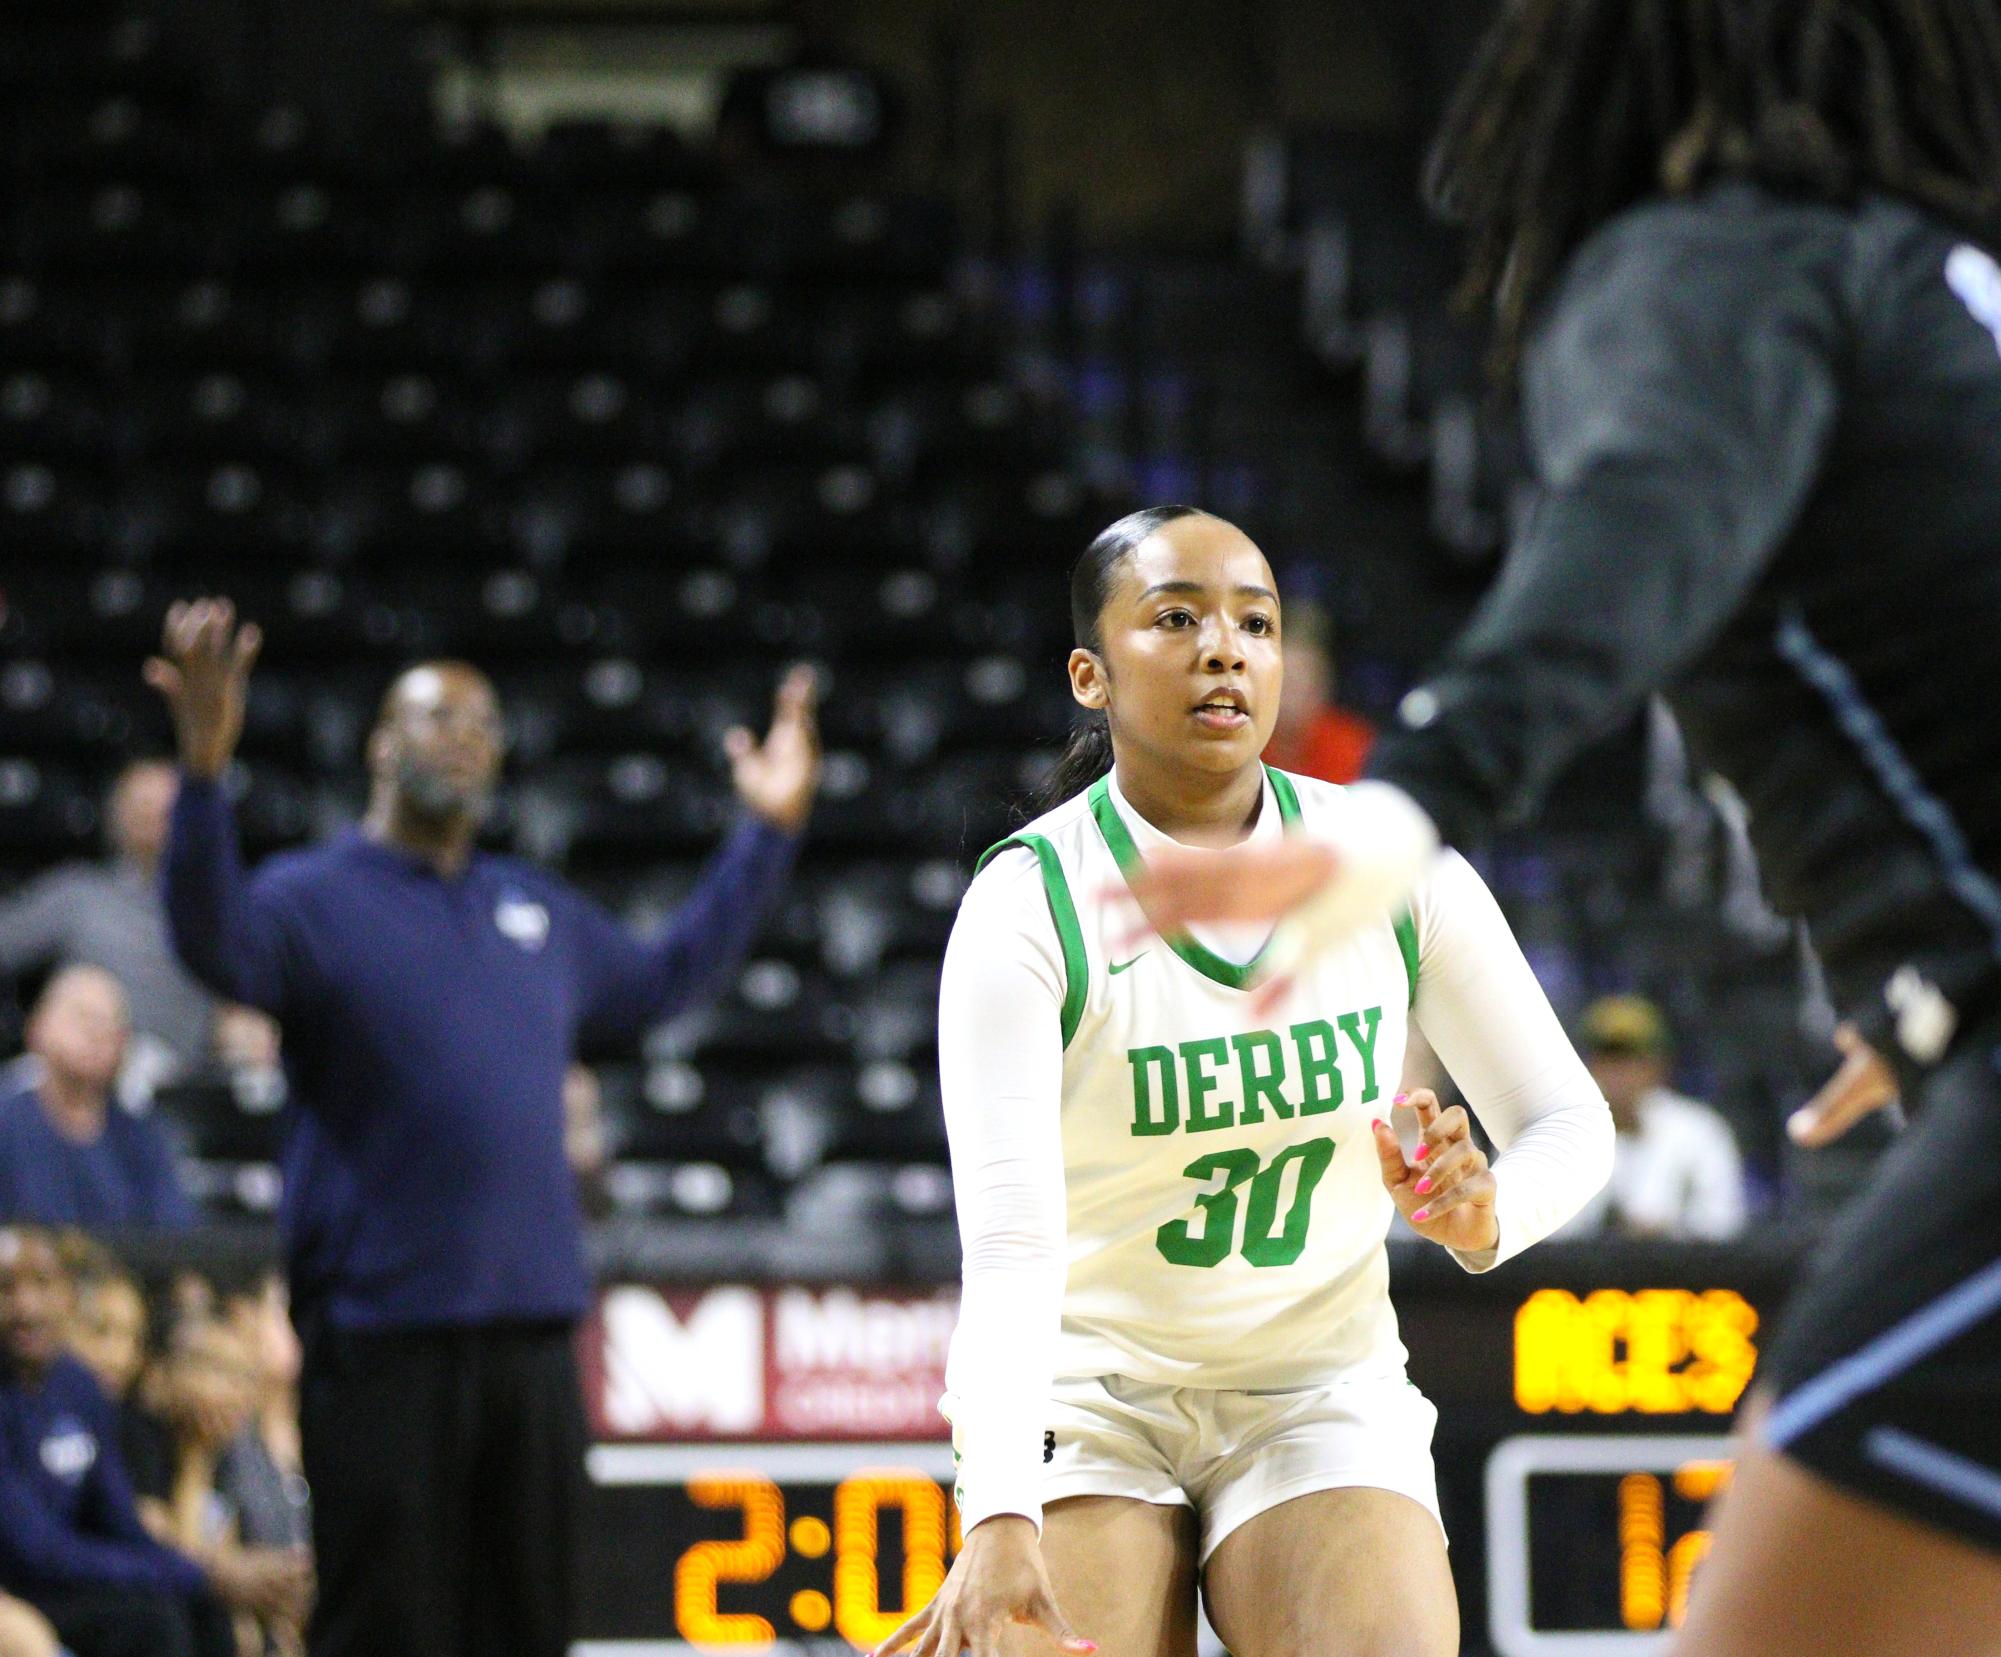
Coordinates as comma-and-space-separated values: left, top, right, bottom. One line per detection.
727, 664, 821, 833
1788, 1021, 1900, 1147
1371, 1089, 1498, 1255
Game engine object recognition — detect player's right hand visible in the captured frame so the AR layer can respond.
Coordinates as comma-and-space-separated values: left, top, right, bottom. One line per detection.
867, 1515, 1094, 1657
143, 596, 262, 780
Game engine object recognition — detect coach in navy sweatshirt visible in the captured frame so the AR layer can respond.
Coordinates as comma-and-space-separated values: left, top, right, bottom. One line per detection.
146, 598, 819, 1657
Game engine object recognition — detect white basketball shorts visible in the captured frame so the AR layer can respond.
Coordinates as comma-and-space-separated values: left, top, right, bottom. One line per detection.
1039, 1370, 1444, 1563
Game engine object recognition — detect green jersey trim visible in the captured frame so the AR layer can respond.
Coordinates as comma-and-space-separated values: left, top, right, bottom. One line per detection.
1392, 908, 1418, 1007
1266, 766, 1303, 824
974, 832, 1089, 1048
1086, 766, 1302, 992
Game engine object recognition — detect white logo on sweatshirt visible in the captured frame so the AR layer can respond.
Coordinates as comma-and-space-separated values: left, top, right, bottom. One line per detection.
1946, 244, 2001, 358
494, 895, 550, 951
40, 1423, 97, 1482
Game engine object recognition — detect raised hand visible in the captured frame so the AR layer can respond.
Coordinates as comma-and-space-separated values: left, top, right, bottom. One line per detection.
1788, 1022, 1900, 1146
142, 597, 262, 780
869, 1516, 1093, 1657
726, 664, 821, 833
1371, 1088, 1499, 1255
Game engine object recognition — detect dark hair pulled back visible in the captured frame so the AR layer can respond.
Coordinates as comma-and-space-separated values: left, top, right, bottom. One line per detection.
1032, 505, 1209, 810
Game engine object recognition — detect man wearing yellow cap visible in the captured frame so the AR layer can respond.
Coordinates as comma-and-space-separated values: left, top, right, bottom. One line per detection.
1569, 996, 1746, 1241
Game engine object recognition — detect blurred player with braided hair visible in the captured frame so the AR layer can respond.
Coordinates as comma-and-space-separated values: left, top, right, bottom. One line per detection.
1120, 4, 2001, 1653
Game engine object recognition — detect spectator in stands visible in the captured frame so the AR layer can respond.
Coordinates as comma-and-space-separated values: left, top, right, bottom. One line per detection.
0, 762, 247, 1082
562, 1064, 612, 1221
0, 970, 193, 1232
60, 1248, 144, 1412
1260, 602, 1374, 784
58, 1244, 175, 1547
1569, 995, 1747, 1240
147, 1313, 310, 1657
209, 1005, 281, 1085
148, 598, 820, 1657
0, 1226, 306, 1657
213, 1272, 309, 1560
219, 1274, 301, 1490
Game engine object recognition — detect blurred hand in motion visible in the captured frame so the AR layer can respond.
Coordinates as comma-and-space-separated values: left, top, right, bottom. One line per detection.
208, 1545, 314, 1625
1113, 839, 1340, 939
727, 665, 822, 833
868, 1515, 1093, 1657
1788, 1022, 1900, 1147
1107, 782, 1438, 1020
143, 597, 262, 780
1371, 1088, 1499, 1254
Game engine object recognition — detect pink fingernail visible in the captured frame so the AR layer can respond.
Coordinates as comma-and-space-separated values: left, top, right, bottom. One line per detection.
1414, 1177, 1432, 1195
1371, 1119, 1386, 1131
1411, 1208, 1430, 1223
1413, 1143, 1429, 1162
1393, 1092, 1409, 1105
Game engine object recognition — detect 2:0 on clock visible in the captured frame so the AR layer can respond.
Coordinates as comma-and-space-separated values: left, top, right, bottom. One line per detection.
580, 1445, 962, 1651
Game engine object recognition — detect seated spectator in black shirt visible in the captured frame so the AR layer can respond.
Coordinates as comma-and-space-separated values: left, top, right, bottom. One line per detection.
216, 1272, 306, 1548
0, 969, 193, 1232
0, 1226, 304, 1657
149, 1311, 311, 1655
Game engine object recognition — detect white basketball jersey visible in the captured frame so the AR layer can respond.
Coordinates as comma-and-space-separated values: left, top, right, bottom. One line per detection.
976, 766, 1418, 1391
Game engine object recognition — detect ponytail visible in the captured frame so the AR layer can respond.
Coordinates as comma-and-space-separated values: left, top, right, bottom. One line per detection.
1032, 717, 1114, 812
1026, 503, 1209, 812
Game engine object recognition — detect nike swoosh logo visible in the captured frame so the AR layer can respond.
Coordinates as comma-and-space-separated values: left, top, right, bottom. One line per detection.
1108, 954, 1147, 975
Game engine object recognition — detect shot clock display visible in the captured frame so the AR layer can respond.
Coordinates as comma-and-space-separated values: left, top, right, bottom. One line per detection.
573, 1242, 1801, 1655
1484, 1435, 1739, 1656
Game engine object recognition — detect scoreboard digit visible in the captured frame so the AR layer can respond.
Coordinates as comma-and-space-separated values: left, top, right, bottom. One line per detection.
1484, 1435, 1737, 1657
675, 1475, 788, 1645
831, 1473, 949, 1646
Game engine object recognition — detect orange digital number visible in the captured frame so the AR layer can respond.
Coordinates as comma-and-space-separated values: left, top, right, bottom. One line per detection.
1616, 1463, 1728, 1630
675, 1473, 787, 1647
832, 1470, 949, 1647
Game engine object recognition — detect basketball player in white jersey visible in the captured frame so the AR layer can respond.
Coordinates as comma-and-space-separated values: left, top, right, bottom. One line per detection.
875, 506, 1614, 1657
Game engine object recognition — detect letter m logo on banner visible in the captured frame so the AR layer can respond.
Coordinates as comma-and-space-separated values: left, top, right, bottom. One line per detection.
594, 1286, 766, 1437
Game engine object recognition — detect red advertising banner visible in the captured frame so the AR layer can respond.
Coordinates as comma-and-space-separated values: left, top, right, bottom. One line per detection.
577, 1283, 958, 1441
